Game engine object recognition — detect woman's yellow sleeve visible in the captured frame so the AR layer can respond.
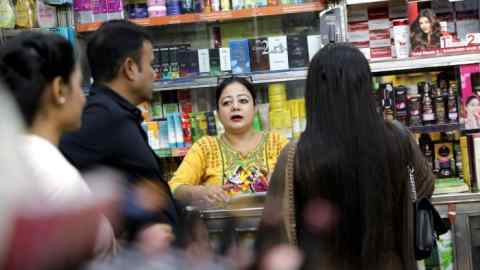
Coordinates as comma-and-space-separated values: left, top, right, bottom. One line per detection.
168, 141, 206, 193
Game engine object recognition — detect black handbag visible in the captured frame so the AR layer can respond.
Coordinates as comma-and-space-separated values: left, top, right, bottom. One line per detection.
407, 165, 449, 260
392, 119, 450, 260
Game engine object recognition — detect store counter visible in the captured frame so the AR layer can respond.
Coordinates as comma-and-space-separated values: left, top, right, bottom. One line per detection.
188, 192, 480, 270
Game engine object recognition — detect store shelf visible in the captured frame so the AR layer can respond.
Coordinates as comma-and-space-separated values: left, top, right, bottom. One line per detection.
346, 0, 387, 5
153, 52, 480, 91
370, 52, 480, 73
75, 2, 325, 32
153, 69, 309, 91
408, 123, 463, 134
155, 147, 189, 158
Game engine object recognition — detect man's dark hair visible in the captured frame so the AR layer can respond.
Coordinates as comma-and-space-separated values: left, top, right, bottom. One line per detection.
87, 20, 153, 83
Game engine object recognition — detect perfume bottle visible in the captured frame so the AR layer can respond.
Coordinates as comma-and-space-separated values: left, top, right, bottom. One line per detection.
422, 83, 436, 125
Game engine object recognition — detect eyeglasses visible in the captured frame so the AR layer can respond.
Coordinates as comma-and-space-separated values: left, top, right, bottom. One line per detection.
216, 74, 253, 84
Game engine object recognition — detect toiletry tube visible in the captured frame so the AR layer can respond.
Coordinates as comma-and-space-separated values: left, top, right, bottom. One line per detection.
167, 113, 177, 149
181, 113, 192, 147
158, 119, 170, 149
173, 112, 185, 148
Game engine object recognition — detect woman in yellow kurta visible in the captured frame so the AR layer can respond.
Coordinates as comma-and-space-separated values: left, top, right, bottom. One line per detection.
169, 77, 289, 206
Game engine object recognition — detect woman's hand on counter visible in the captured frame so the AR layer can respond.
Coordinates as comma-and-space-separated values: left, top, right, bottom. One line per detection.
192, 185, 229, 207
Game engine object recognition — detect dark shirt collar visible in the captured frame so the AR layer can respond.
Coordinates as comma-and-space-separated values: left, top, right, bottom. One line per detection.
90, 84, 143, 124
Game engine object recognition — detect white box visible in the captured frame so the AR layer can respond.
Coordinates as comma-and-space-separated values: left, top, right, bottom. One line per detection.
368, 19, 391, 31
268, 36, 289, 71
348, 31, 369, 43
307, 35, 322, 61
198, 49, 210, 73
219, 47, 232, 71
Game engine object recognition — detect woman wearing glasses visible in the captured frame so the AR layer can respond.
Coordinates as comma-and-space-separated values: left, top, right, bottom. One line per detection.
169, 77, 289, 207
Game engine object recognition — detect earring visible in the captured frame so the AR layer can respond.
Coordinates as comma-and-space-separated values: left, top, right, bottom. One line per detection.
58, 97, 66, 104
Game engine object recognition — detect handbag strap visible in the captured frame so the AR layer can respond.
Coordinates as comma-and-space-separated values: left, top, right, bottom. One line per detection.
283, 142, 298, 246
391, 120, 418, 202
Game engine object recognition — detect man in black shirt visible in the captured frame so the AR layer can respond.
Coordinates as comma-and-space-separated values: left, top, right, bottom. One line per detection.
60, 20, 178, 244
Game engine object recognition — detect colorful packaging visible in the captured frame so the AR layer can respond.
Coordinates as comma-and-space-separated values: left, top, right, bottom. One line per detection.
173, 112, 184, 148
92, 0, 108, 22
205, 111, 217, 136
0, 0, 15, 28
229, 39, 251, 74
268, 36, 289, 71
15, 0, 36, 28
392, 19, 410, 59
37, 0, 57, 28
181, 113, 192, 147
107, 0, 124, 19
144, 121, 161, 150
167, 113, 177, 148
158, 119, 170, 149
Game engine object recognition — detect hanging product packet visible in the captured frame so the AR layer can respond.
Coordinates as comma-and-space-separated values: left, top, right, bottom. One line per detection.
0, 0, 15, 28
15, 0, 36, 28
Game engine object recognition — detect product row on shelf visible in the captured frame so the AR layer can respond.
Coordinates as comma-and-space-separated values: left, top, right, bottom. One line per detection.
72, 0, 322, 28
151, 34, 322, 81
0, 0, 74, 29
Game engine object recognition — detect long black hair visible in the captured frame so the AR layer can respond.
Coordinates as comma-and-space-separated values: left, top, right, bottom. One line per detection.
295, 43, 415, 269
0, 31, 76, 127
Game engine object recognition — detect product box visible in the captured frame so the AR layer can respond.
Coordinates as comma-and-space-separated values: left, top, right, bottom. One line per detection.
229, 39, 251, 74
205, 111, 217, 136
268, 36, 289, 71
198, 49, 210, 74
178, 90, 192, 114
188, 49, 199, 75
219, 47, 232, 72
158, 119, 169, 149
167, 113, 177, 148
159, 47, 170, 80
177, 46, 190, 78
152, 47, 162, 81
307, 35, 322, 61
249, 37, 270, 72
287, 35, 308, 69
173, 112, 184, 148
369, 29, 391, 48
169, 47, 179, 80
209, 48, 221, 76
180, 113, 192, 147
370, 47, 392, 60
144, 121, 160, 150
347, 4, 368, 23
389, 0, 407, 19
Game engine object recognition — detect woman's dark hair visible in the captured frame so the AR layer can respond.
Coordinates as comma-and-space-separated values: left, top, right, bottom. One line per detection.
295, 43, 416, 269
410, 9, 441, 51
466, 95, 479, 106
215, 77, 256, 109
0, 31, 76, 127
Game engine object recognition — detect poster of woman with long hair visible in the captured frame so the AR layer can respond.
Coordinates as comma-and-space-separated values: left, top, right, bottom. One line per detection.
410, 9, 441, 51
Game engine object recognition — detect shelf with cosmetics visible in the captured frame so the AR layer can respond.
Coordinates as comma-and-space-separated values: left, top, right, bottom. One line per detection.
74, 1, 325, 32
150, 53, 480, 92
